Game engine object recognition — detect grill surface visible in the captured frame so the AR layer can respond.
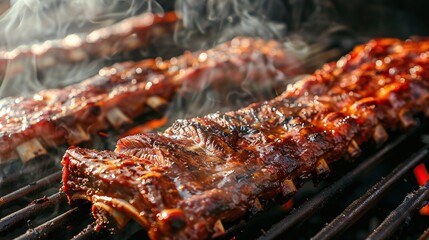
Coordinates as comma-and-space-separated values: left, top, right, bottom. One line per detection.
1, 121, 428, 240
2, 1, 429, 239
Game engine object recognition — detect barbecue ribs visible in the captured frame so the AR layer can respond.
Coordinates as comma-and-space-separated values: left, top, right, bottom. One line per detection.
62, 38, 429, 239
0, 37, 301, 162
0, 12, 179, 79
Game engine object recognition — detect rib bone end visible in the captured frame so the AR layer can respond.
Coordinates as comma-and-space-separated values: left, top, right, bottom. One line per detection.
106, 108, 132, 129
373, 124, 389, 146
212, 220, 226, 238
66, 124, 91, 145
146, 96, 168, 110
16, 138, 48, 162
281, 179, 297, 198
314, 158, 330, 180
251, 197, 264, 214
399, 109, 416, 129
92, 202, 130, 229
346, 139, 361, 161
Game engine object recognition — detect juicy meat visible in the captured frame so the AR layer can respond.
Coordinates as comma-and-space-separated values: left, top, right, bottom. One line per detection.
0, 37, 301, 162
0, 12, 179, 79
62, 38, 429, 239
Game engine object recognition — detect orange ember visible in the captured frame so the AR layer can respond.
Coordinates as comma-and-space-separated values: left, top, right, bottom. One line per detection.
120, 117, 168, 138
413, 163, 429, 215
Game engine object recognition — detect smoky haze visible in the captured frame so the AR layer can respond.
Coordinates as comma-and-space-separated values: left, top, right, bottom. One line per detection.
0, 0, 147, 97
0, 0, 344, 103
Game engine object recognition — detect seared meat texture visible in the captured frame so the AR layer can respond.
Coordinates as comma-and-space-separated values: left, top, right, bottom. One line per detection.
0, 37, 300, 162
62, 38, 429, 239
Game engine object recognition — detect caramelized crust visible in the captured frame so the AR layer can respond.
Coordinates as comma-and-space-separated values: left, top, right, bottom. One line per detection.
62, 38, 429, 239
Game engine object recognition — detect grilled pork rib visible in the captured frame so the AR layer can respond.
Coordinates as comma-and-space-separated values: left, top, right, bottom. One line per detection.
62, 38, 429, 239
0, 37, 301, 162
0, 12, 178, 79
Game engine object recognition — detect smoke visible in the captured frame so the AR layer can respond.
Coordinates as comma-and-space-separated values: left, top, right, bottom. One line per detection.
163, 0, 347, 120
0, 0, 147, 97
174, 0, 288, 49
0, 0, 347, 108
0, 0, 145, 48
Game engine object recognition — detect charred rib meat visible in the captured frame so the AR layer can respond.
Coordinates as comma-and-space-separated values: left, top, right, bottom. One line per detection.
62, 38, 429, 239
0, 37, 301, 162
0, 12, 179, 79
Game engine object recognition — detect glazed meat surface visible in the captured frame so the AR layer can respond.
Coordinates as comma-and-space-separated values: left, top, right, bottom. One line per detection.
0, 37, 300, 162
62, 38, 429, 239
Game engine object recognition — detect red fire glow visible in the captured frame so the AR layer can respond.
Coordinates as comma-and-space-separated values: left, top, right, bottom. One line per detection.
413, 163, 429, 215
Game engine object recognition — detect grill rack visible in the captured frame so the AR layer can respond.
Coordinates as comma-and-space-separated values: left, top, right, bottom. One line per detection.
1, 125, 429, 240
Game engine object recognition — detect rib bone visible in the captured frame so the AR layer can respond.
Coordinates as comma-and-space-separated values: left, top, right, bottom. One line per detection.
399, 109, 416, 129
106, 108, 132, 128
212, 220, 225, 238
314, 158, 330, 180
281, 179, 297, 198
373, 124, 389, 146
92, 201, 130, 228
66, 124, 91, 145
146, 96, 168, 110
346, 139, 361, 160
251, 197, 264, 213
16, 138, 48, 162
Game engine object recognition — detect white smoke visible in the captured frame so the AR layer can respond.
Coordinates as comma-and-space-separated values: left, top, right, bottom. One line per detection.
0, 0, 344, 100
0, 0, 147, 97
174, 0, 288, 49
0, 0, 144, 49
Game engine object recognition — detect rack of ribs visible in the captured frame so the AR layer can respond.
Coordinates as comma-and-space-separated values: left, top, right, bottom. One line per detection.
62, 38, 429, 239
0, 12, 179, 79
0, 37, 302, 163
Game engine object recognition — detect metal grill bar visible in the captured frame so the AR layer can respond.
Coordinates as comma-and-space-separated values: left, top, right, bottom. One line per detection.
15, 204, 89, 240
0, 171, 62, 208
0, 192, 67, 234
419, 226, 429, 240
0, 159, 59, 190
258, 133, 409, 240
312, 145, 429, 240
367, 180, 429, 240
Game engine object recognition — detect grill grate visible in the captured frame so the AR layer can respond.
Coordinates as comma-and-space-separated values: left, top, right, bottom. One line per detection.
311, 145, 429, 240
257, 134, 412, 240
1, 125, 429, 240
367, 181, 429, 240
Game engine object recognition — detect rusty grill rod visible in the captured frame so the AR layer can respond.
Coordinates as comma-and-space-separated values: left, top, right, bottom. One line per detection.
312, 145, 429, 240
419, 226, 429, 240
0, 156, 59, 191
258, 132, 410, 240
15, 204, 90, 240
0, 192, 67, 234
367, 180, 429, 240
0, 171, 62, 209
